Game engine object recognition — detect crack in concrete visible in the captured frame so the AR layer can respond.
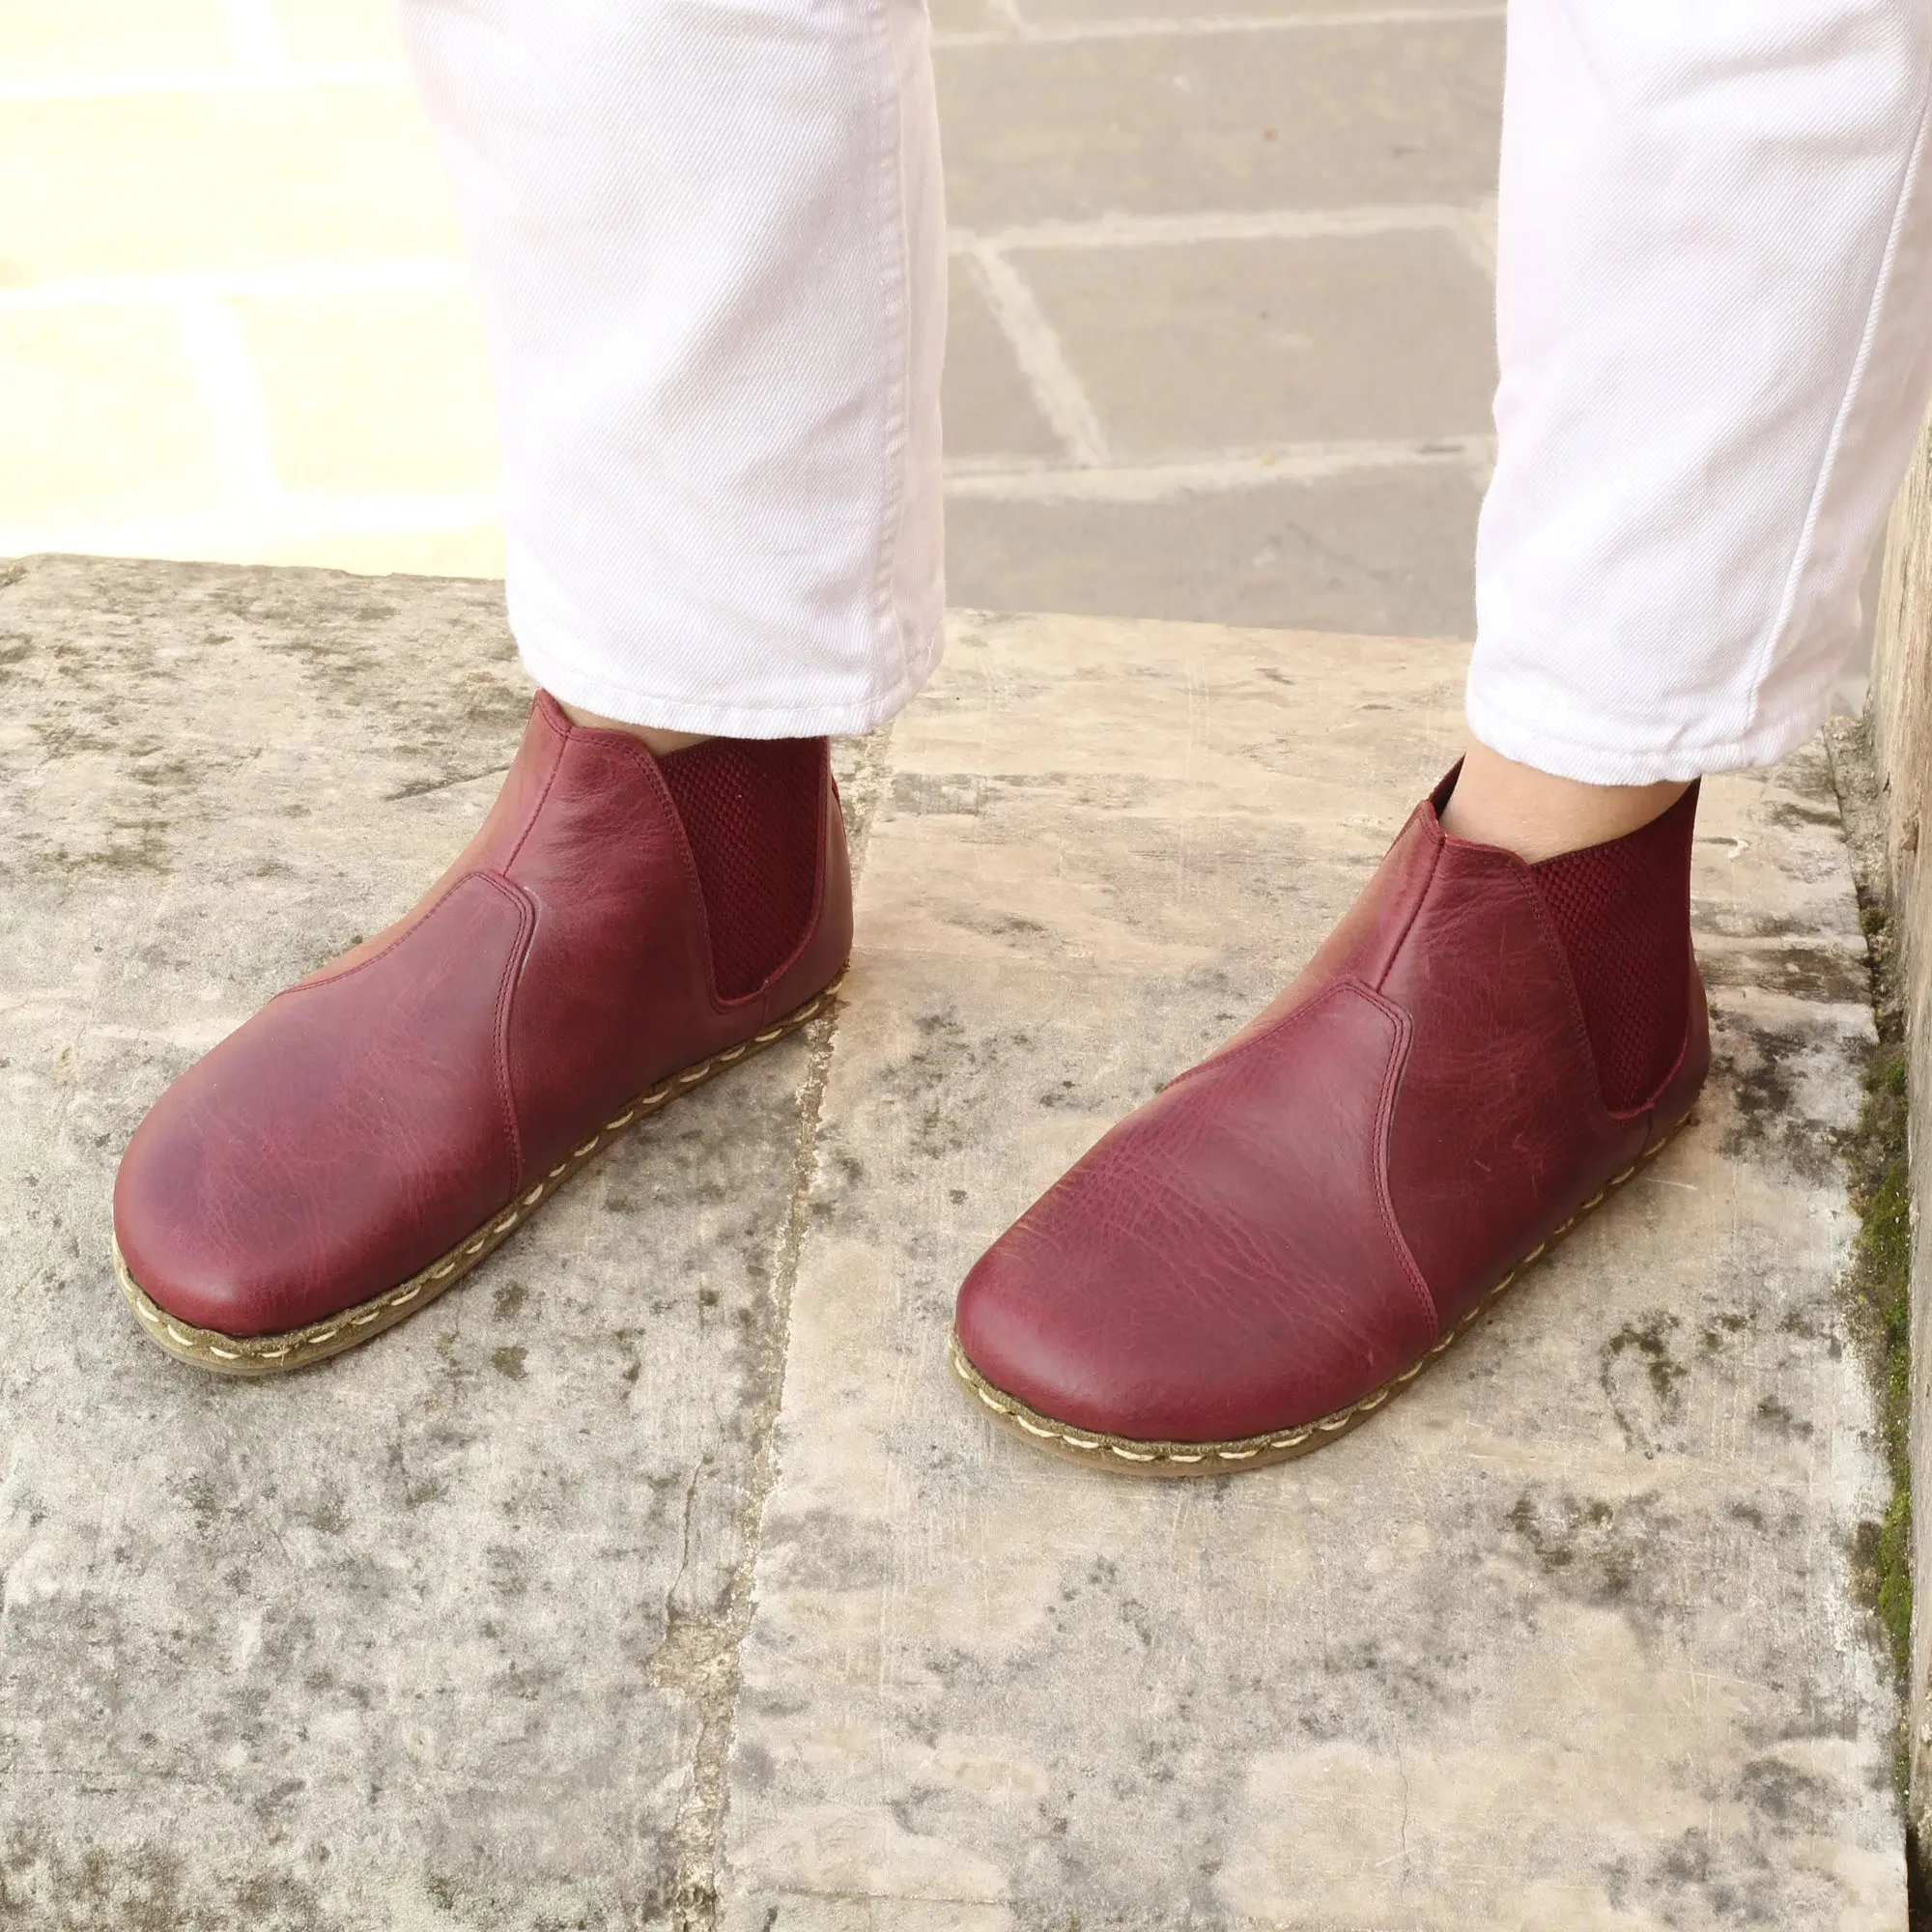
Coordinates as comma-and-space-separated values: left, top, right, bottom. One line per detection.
663, 723, 898, 1929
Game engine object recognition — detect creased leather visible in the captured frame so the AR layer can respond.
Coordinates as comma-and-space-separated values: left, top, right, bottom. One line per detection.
955, 980, 1439, 1442
1378, 838, 1651, 1328
1222, 806, 1440, 1051
113, 694, 850, 1337
955, 780, 1709, 1441
497, 726, 720, 1177
115, 873, 532, 1334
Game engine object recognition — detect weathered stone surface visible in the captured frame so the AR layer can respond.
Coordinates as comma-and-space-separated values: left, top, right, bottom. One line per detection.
1020, 0, 1490, 18
0, 555, 856, 1927
724, 613, 1904, 1928
942, 270, 1064, 466
945, 464, 1484, 639
934, 21, 1504, 229
1868, 412, 1932, 1853
0, 558, 1904, 1927
1014, 232, 1497, 453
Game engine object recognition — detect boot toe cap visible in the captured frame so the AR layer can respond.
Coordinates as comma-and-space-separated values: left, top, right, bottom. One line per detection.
954, 1175, 1410, 1448
112, 1071, 364, 1339
112, 985, 521, 1340
953, 989, 1450, 1447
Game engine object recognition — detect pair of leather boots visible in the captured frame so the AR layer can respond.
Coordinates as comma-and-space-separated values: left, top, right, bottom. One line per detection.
114, 695, 1705, 1472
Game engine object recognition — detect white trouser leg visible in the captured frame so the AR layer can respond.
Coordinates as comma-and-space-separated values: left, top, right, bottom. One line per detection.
395, 0, 946, 736
1468, 0, 1932, 783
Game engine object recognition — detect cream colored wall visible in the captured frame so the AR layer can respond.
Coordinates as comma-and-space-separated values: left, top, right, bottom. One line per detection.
2, 0, 504, 575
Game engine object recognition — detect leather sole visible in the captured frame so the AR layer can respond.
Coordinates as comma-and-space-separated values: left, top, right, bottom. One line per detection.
949, 1115, 1689, 1475
114, 969, 847, 1377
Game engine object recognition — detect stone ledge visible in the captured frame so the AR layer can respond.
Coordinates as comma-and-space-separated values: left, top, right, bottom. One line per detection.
1868, 423, 1932, 1890
0, 554, 1903, 1929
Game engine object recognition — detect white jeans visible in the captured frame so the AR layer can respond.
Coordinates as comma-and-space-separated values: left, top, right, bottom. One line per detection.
400, 0, 1932, 781
397, 0, 946, 738
1472, 0, 1932, 782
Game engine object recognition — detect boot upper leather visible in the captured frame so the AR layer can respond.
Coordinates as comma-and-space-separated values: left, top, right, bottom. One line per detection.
113, 695, 850, 1337
954, 788, 1708, 1444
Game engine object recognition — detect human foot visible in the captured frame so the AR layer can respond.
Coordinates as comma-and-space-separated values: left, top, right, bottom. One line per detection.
112, 694, 849, 1374
554, 696, 711, 758
952, 771, 1705, 1471
1440, 737, 1690, 861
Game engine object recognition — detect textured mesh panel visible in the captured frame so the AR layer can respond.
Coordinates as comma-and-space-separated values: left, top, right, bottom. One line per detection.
659, 737, 824, 1002
1530, 782, 1698, 1114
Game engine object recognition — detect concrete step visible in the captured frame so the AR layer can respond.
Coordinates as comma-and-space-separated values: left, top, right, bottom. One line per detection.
0, 554, 1904, 1929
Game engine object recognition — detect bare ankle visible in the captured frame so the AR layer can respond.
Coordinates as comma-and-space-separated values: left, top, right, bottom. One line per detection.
1439, 739, 1690, 864
554, 698, 711, 758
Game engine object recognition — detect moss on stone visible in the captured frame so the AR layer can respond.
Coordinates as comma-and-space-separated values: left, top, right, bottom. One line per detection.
1847, 1020, 1913, 1695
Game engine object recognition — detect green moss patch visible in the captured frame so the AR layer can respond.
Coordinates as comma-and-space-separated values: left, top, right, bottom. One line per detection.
1841, 890, 1913, 1816
1848, 1037, 1913, 1689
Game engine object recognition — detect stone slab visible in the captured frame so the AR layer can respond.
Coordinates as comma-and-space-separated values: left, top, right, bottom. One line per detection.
944, 464, 1484, 639
0, 83, 461, 285
1866, 410, 1932, 1847
0, 557, 1905, 1928
928, 0, 1010, 33
14, 0, 1505, 657
942, 268, 1065, 466
235, 288, 500, 498
1015, 232, 1498, 453
1018, 0, 1490, 17
0, 306, 225, 527
0, 555, 865, 1927
934, 20, 1504, 229
723, 612, 1905, 1928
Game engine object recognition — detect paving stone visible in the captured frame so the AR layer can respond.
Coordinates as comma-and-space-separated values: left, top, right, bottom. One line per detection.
945, 464, 1483, 638
271, 0, 409, 65
5, 0, 232, 79
223, 524, 510, 580
1021, 0, 1492, 16
1863, 415, 1932, 1827
238, 288, 499, 497
1016, 231, 1496, 452
0, 555, 853, 1926
9, 0, 1505, 630
928, 0, 1013, 31
0, 307, 222, 524
4, 557, 1899, 1925
942, 266, 1065, 466
723, 610, 1904, 1930
0, 83, 461, 284
935, 20, 1504, 230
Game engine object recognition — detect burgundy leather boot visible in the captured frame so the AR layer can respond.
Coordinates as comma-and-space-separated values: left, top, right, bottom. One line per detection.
952, 776, 1706, 1472
113, 694, 850, 1374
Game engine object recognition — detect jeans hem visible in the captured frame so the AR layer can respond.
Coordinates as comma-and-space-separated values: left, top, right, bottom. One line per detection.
516, 616, 948, 739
